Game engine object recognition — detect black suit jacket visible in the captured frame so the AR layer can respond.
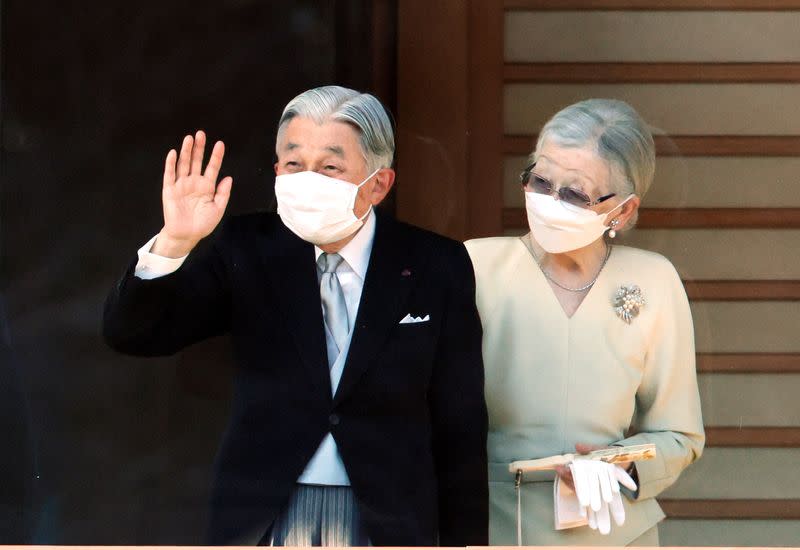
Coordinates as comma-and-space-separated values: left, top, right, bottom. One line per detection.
103, 210, 488, 546
0, 297, 38, 542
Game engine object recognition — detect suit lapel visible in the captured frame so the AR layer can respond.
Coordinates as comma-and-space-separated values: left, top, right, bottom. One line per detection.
261, 222, 332, 399
333, 213, 419, 406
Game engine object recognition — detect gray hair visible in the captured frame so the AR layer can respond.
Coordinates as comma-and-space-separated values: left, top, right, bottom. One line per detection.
277, 85, 395, 173
533, 99, 656, 213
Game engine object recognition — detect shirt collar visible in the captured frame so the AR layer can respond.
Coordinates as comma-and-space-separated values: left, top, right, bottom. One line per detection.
314, 208, 376, 280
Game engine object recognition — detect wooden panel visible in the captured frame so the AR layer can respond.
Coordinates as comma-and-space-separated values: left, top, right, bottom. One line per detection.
641, 156, 800, 208
501, 207, 525, 228
466, 0, 505, 238
664, 448, 800, 498
660, 499, 800, 519
684, 281, 800, 301
368, 0, 398, 216
697, 353, 800, 373
706, 427, 800, 447
651, 136, 800, 156
698, 374, 800, 426
396, 0, 468, 239
690, 302, 800, 353
503, 135, 800, 156
638, 208, 800, 228
661, 519, 800, 548
505, 11, 800, 63
505, 0, 800, 9
396, 0, 504, 240
504, 135, 538, 155
505, 84, 800, 135
505, 62, 800, 83
502, 207, 800, 229
370, 0, 397, 106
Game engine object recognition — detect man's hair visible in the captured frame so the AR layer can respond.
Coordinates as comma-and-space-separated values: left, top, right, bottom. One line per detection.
277, 85, 395, 173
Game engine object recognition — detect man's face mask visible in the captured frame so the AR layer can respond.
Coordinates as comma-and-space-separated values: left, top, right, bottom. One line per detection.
275, 168, 379, 245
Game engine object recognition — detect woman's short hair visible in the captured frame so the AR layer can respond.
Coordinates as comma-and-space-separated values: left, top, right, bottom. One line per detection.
277, 85, 395, 173
533, 98, 656, 201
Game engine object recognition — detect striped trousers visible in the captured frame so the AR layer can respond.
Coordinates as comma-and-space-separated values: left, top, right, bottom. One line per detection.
260, 484, 371, 546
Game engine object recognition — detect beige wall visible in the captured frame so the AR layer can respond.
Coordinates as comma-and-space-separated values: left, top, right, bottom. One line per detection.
699, 374, 800, 427
660, 519, 800, 546
663, 448, 800, 499
505, 11, 800, 63
505, 83, 800, 135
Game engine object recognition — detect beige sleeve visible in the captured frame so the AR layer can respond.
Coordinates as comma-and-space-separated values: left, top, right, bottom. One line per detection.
614, 261, 705, 501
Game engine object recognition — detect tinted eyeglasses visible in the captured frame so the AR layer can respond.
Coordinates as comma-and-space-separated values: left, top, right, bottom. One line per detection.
520, 163, 616, 208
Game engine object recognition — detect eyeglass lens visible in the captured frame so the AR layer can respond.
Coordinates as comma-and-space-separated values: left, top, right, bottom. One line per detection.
526, 173, 594, 207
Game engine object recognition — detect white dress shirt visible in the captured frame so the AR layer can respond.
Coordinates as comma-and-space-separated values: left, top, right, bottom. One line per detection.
134, 211, 377, 486
298, 210, 375, 485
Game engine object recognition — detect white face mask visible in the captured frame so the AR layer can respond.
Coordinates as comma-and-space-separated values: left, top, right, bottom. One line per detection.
275, 168, 379, 245
525, 191, 634, 253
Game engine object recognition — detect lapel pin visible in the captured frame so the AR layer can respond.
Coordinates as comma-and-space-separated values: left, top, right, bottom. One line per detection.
401, 268, 412, 277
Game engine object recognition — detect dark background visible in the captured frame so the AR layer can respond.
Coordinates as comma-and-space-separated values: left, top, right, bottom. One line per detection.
1, 0, 396, 543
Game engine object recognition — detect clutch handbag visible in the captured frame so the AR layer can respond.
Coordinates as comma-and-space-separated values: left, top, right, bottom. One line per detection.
508, 443, 657, 474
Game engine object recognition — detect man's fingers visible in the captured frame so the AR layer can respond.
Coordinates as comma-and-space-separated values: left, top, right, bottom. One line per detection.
204, 141, 225, 182
177, 135, 193, 178
191, 130, 206, 175
214, 176, 233, 210
163, 149, 177, 187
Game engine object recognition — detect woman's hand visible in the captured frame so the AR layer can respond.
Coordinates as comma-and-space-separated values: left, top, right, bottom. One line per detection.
153, 130, 233, 258
567, 459, 637, 534
554, 443, 632, 491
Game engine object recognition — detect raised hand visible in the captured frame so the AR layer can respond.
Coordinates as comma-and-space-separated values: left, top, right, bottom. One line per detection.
153, 130, 233, 257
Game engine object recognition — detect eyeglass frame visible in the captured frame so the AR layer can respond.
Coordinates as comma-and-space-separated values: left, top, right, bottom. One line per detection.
519, 162, 616, 208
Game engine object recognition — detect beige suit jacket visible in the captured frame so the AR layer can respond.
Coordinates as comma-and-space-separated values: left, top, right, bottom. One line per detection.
465, 236, 705, 546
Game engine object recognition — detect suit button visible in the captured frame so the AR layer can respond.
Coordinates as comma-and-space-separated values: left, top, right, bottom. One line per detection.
329, 413, 341, 426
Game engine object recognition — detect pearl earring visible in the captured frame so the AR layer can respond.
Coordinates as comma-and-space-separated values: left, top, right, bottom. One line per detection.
609, 219, 620, 239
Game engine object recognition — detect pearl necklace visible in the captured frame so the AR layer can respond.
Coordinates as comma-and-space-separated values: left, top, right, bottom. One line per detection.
537, 244, 612, 293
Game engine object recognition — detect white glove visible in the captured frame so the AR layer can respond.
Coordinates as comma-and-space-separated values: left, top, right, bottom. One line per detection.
569, 459, 637, 535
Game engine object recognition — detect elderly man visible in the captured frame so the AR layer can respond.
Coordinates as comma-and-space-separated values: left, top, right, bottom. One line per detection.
103, 86, 488, 546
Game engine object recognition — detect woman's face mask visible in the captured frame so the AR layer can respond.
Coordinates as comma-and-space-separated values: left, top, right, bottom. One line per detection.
526, 192, 634, 253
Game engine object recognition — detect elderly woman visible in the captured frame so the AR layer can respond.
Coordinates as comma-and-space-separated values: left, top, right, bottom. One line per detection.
466, 99, 704, 546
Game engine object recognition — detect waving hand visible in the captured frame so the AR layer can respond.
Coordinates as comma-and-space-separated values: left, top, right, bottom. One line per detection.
153, 130, 233, 257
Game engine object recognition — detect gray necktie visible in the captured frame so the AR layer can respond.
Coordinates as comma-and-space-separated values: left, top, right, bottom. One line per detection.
318, 252, 349, 358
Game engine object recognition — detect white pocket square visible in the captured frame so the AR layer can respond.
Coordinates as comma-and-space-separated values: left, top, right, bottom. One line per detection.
399, 313, 430, 324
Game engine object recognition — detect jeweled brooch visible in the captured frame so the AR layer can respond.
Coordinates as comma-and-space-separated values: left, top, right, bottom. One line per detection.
613, 284, 645, 324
